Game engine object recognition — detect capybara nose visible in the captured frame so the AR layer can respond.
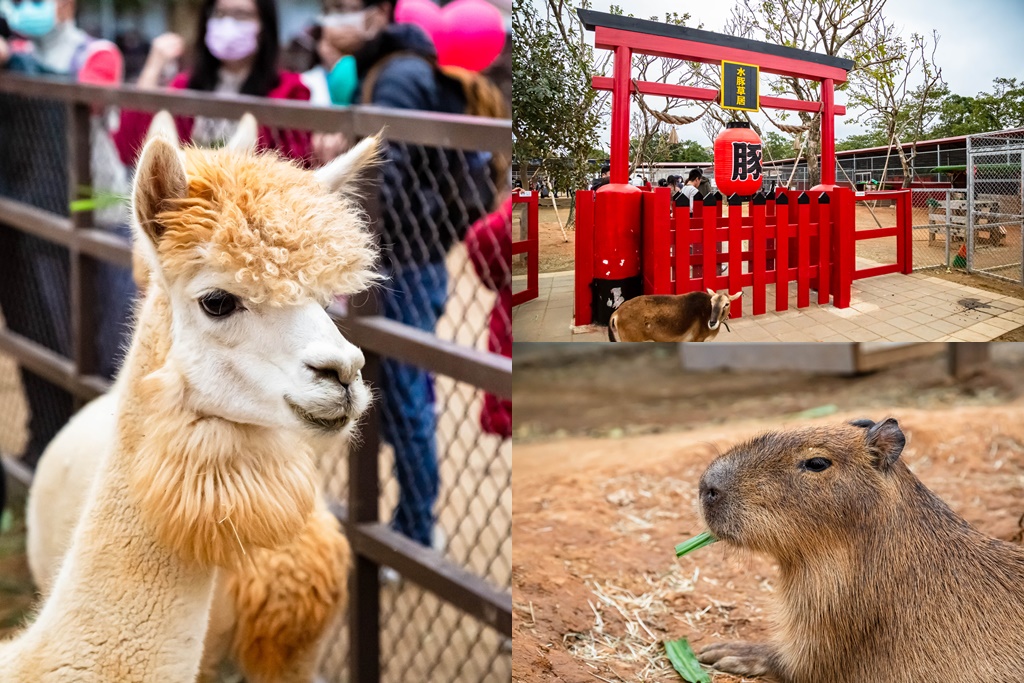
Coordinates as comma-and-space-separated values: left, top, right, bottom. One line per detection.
699, 459, 732, 509
700, 482, 722, 507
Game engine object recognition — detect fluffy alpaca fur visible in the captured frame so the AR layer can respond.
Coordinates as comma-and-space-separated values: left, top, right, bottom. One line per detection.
1, 117, 379, 682
28, 390, 352, 683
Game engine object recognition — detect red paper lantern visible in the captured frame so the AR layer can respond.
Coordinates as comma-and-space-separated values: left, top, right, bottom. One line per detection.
714, 121, 763, 197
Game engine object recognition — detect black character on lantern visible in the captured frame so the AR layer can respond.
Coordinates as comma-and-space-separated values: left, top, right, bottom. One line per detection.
731, 142, 763, 181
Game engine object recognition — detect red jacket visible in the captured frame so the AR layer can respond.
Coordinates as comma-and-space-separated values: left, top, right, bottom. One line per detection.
465, 199, 512, 439
113, 71, 313, 167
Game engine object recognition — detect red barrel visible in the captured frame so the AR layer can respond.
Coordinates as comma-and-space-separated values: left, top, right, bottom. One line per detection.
593, 183, 642, 279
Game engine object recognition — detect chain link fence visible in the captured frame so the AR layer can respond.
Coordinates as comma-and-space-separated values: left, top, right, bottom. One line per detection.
764, 145, 970, 191
910, 187, 958, 272
967, 131, 1024, 285
0, 77, 511, 683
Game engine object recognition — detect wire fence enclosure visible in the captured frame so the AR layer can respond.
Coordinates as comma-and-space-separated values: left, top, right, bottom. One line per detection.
0, 73, 511, 683
967, 131, 1024, 285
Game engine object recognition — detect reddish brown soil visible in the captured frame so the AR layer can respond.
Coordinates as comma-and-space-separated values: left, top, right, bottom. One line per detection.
512, 349, 1024, 682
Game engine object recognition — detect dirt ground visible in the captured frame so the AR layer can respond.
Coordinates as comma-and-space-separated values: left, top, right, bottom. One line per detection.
512, 346, 1024, 682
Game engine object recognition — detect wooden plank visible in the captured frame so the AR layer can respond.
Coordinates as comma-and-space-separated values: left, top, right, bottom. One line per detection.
775, 194, 790, 312
727, 197, 743, 316
797, 195, 810, 309
752, 196, 767, 315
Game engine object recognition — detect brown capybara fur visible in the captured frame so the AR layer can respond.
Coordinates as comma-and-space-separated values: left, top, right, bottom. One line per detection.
608, 289, 740, 342
696, 418, 1024, 683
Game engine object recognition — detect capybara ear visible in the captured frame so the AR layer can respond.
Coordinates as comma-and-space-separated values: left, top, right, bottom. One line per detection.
858, 418, 905, 469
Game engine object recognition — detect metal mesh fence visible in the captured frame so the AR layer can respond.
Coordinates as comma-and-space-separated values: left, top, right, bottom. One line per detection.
0, 84, 511, 683
764, 147, 969, 191
910, 188, 957, 272
967, 131, 1024, 285
0, 93, 74, 469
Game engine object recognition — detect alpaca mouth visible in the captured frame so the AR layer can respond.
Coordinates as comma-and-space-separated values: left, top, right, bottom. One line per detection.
286, 399, 351, 432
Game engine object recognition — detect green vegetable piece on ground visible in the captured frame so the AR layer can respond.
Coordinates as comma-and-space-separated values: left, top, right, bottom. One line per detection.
665, 637, 711, 683
675, 531, 716, 557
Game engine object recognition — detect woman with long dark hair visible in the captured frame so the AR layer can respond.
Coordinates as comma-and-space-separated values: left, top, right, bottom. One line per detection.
114, 0, 312, 164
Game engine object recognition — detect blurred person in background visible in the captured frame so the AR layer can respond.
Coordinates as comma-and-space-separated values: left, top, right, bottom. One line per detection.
0, 0, 124, 479
312, 0, 507, 551
112, 0, 312, 165
0, 0, 122, 81
465, 196, 511, 440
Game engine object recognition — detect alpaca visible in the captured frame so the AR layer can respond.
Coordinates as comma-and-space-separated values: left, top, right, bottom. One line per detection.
28, 390, 351, 683
0, 113, 380, 682
28, 114, 353, 683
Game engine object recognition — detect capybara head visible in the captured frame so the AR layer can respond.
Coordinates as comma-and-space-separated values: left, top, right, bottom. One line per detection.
699, 418, 907, 559
705, 289, 742, 331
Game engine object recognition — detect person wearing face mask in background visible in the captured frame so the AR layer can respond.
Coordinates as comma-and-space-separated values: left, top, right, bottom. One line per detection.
111, 0, 313, 166
0, 0, 122, 82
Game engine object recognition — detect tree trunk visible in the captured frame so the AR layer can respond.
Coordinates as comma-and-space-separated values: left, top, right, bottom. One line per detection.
894, 139, 913, 188
806, 125, 821, 188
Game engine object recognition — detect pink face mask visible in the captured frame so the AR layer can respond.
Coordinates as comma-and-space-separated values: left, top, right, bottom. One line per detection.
205, 16, 260, 62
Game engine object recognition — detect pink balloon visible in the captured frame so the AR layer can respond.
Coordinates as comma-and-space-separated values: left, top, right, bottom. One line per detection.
435, 0, 506, 72
396, 0, 507, 73
394, 0, 444, 41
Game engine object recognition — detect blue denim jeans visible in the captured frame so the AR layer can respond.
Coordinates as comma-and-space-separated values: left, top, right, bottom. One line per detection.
379, 259, 448, 547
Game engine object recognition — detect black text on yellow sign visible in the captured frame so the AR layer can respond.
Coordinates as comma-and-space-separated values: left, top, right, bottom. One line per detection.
720, 61, 759, 112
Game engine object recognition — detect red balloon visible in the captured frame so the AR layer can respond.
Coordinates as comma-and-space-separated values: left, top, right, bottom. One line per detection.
713, 121, 763, 197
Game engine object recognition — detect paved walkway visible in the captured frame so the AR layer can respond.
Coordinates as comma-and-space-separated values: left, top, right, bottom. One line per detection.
512, 270, 1024, 342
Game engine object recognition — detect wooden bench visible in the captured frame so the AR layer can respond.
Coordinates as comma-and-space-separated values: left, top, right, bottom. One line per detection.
927, 199, 1003, 246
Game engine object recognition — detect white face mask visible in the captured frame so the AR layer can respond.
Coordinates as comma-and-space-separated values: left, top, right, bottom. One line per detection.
320, 9, 366, 29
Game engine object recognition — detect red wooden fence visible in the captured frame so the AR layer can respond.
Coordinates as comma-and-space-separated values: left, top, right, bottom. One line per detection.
642, 187, 847, 318
512, 190, 539, 306
852, 190, 914, 281
575, 186, 913, 325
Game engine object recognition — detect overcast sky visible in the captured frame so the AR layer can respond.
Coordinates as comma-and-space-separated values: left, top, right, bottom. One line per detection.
570, 0, 1024, 148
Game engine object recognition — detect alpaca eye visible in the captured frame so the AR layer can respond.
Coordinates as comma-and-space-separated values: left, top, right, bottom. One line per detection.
800, 457, 832, 473
199, 290, 241, 318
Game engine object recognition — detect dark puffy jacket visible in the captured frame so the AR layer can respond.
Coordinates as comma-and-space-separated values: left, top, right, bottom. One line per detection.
355, 24, 494, 267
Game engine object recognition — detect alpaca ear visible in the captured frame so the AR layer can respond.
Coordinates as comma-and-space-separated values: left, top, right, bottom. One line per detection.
706, 287, 716, 296
133, 135, 187, 247
314, 133, 383, 191
729, 291, 742, 301
146, 110, 179, 146
853, 418, 905, 470
226, 112, 259, 152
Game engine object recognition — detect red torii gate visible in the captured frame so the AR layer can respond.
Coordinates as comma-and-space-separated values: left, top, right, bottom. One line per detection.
575, 9, 856, 326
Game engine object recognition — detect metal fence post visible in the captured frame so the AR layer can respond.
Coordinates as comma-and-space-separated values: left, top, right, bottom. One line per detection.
67, 102, 99, 406
944, 188, 951, 269
966, 134, 974, 272
347, 173, 383, 683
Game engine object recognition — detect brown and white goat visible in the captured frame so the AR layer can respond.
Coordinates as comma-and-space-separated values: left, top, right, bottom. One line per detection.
608, 289, 742, 342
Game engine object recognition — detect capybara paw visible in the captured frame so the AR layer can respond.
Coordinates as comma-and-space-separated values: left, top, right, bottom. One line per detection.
698, 641, 777, 678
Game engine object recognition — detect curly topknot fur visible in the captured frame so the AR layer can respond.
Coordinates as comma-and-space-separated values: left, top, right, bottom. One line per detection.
154, 147, 379, 306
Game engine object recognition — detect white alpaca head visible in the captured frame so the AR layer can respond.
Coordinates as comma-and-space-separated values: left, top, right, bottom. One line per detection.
131, 115, 380, 437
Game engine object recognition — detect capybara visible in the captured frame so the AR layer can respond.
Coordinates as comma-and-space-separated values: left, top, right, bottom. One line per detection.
696, 418, 1024, 683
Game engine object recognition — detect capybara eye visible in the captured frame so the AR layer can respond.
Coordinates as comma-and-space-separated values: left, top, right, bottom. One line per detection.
800, 457, 832, 472
199, 290, 241, 318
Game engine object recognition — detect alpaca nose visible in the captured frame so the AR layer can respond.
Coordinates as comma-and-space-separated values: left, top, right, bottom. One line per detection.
306, 347, 365, 389
307, 363, 350, 388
